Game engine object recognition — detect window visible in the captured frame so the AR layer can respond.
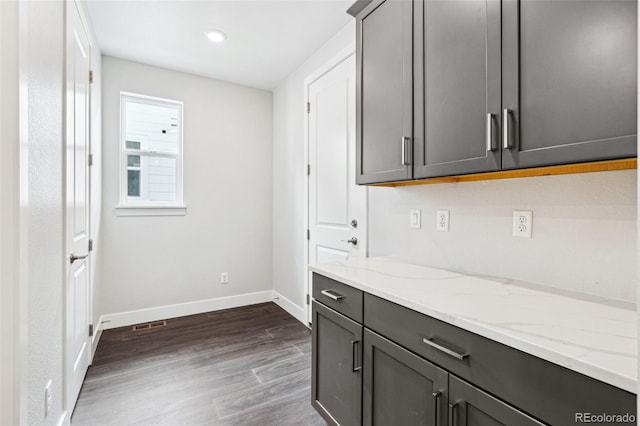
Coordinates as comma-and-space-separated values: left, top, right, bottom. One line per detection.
119, 92, 184, 215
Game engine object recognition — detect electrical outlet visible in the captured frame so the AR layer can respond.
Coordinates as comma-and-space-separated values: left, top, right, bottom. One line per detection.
220, 272, 229, 284
513, 210, 533, 238
44, 380, 52, 419
409, 209, 421, 229
436, 210, 450, 232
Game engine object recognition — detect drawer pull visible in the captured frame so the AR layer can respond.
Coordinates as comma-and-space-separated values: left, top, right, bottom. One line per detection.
351, 340, 361, 372
432, 391, 441, 425
401, 136, 411, 165
423, 338, 468, 360
448, 402, 459, 426
486, 113, 494, 152
503, 109, 513, 149
321, 289, 344, 301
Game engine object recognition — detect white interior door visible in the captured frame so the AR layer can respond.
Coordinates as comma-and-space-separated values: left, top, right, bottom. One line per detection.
307, 54, 367, 323
65, 1, 91, 412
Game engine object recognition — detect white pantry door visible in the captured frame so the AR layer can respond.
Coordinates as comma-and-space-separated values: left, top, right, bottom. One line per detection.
65, 1, 91, 411
307, 54, 367, 323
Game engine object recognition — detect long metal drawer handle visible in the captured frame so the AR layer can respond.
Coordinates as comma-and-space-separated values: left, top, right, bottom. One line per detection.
503, 109, 513, 149
432, 391, 441, 426
486, 113, 494, 152
423, 338, 468, 360
320, 289, 344, 301
351, 340, 361, 372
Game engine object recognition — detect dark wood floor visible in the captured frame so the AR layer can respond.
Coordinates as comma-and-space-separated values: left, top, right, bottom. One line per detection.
72, 302, 326, 426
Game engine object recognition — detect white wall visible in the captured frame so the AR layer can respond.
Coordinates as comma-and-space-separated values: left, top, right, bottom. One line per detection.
0, 2, 20, 424
0, 1, 102, 424
272, 22, 355, 317
369, 170, 637, 302
23, 2, 66, 421
101, 57, 273, 322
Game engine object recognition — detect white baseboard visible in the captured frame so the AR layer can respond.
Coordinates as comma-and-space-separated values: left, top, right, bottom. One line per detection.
100, 290, 274, 330
272, 291, 308, 325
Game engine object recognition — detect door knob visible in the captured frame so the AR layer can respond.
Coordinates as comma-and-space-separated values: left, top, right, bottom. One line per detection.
341, 237, 358, 246
69, 252, 89, 264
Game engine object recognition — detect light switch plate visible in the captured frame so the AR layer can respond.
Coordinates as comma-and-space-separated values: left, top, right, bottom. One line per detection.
410, 209, 421, 229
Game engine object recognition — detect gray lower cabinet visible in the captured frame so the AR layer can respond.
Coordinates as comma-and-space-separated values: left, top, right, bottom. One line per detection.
363, 329, 448, 426
312, 274, 637, 426
448, 376, 544, 426
311, 301, 363, 426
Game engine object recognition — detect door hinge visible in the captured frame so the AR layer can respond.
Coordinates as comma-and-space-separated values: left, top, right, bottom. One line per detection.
307, 229, 310, 240
88, 239, 94, 252
89, 70, 94, 84
306, 102, 310, 114
306, 294, 310, 305
307, 164, 310, 176
89, 324, 94, 337
88, 153, 93, 166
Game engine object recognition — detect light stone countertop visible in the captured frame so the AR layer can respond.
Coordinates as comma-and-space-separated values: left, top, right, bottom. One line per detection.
309, 257, 637, 394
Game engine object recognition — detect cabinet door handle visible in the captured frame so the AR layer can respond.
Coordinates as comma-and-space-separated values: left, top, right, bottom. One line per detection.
432, 391, 441, 426
486, 113, 494, 152
320, 289, 343, 301
351, 340, 361, 372
423, 338, 468, 360
401, 136, 411, 165
448, 402, 459, 426
503, 109, 513, 149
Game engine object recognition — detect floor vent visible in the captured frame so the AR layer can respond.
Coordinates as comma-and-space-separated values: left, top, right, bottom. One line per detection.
132, 320, 167, 332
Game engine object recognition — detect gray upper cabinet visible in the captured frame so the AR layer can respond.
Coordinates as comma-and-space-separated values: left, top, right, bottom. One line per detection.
413, 0, 502, 178
353, 0, 413, 184
501, 0, 637, 169
351, 0, 637, 184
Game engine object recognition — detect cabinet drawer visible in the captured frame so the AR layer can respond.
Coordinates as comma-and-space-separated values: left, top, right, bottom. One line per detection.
313, 273, 363, 323
364, 293, 636, 426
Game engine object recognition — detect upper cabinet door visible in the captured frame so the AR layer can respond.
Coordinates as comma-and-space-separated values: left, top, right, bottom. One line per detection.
356, 0, 413, 184
413, 0, 502, 179
502, 0, 637, 169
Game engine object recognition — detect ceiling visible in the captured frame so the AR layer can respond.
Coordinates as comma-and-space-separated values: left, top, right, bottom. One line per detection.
85, 1, 353, 90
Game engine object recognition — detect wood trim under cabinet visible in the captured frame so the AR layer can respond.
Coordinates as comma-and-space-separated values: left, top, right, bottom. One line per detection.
371, 158, 637, 187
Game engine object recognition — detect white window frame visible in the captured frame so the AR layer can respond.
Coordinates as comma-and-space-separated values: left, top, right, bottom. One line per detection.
117, 92, 186, 216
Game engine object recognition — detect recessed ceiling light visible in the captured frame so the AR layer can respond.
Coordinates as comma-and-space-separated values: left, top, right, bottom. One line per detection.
205, 30, 227, 43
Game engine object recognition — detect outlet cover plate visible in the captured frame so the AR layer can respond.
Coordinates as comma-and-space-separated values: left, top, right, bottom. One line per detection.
512, 210, 533, 238
220, 272, 229, 284
436, 210, 450, 232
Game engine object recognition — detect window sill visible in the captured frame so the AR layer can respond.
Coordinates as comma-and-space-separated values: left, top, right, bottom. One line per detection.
115, 206, 187, 217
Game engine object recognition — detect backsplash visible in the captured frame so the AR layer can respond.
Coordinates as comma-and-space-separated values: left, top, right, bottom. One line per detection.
368, 169, 637, 303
